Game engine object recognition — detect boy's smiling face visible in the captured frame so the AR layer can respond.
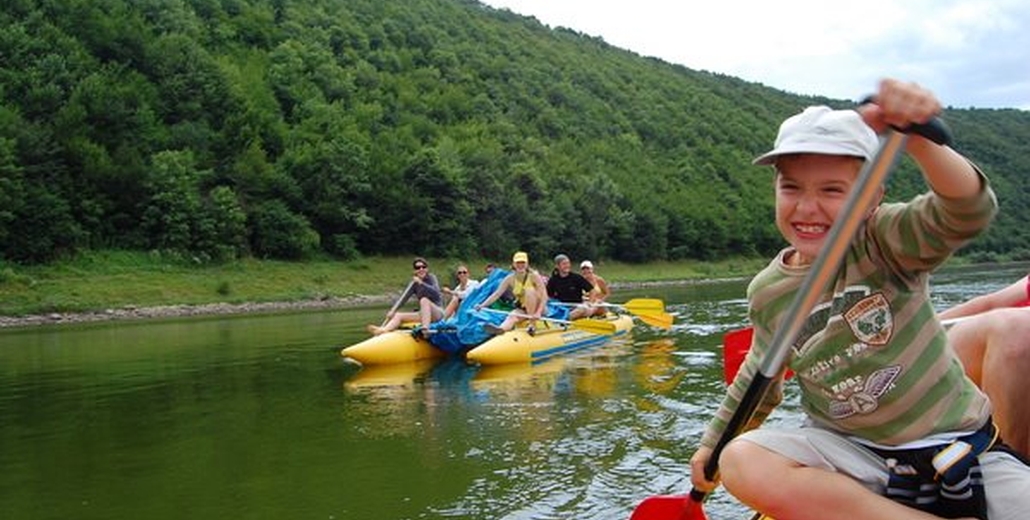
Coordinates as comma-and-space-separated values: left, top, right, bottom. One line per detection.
774, 154, 875, 266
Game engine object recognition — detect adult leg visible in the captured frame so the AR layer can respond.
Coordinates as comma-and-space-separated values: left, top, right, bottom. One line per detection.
720, 434, 975, 520
948, 308, 1030, 458
417, 297, 445, 333
443, 297, 459, 320
367, 311, 419, 335
498, 313, 522, 332
522, 289, 545, 331
568, 304, 590, 320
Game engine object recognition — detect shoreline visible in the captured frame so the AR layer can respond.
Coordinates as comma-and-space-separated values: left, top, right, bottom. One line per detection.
0, 294, 394, 329
0, 278, 732, 330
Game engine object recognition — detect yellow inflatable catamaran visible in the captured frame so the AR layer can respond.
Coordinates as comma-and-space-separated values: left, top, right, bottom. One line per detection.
465, 313, 634, 365
341, 313, 634, 365
342, 268, 671, 366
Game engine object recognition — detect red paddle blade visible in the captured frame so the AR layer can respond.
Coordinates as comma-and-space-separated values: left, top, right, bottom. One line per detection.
722, 327, 793, 385
722, 327, 754, 385
629, 494, 706, 520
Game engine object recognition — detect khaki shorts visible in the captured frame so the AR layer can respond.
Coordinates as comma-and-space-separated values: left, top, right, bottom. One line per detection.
737, 427, 1030, 520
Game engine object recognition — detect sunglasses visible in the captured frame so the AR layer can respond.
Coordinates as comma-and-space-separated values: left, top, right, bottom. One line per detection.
414, 264, 428, 270
456, 270, 468, 274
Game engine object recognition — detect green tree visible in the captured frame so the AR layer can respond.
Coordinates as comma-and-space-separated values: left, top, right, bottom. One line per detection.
140, 150, 206, 255
248, 199, 319, 260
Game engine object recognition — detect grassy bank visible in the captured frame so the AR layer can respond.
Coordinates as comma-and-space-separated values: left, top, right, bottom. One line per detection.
0, 250, 768, 317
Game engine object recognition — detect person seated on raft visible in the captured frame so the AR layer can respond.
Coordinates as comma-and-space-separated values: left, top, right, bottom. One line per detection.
366, 257, 445, 339
939, 272, 1030, 459
442, 263, 480, 320
579, 259, 611, 317
546, 253, 596, 320
475, 251, 548, 334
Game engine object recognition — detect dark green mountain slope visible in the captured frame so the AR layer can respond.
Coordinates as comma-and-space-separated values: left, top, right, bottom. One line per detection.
2, 0, 1028, 265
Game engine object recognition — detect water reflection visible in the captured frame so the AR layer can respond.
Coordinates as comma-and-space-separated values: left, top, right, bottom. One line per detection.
343, 359, 439, 389
634, 338, 685, 398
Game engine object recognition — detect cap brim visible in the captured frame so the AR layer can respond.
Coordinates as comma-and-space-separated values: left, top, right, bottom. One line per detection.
752, 143, 870, 166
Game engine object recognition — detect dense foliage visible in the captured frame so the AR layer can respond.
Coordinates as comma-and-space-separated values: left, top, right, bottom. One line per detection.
2, 0, 1029, 265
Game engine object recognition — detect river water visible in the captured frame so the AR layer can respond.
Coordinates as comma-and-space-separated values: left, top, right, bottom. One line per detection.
1, 262, 1026, 520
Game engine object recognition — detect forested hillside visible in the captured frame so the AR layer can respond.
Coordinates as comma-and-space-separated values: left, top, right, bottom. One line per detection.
2, 0, 1029, 266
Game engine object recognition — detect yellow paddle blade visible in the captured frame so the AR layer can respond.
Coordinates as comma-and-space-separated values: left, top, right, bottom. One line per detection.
620, 298, 666, 314
635, 311, 674, 329
568, 318, 617, 334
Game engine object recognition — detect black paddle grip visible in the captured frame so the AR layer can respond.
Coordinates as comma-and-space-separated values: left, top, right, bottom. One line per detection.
902, 118, 952, 147
859, 94, 953, 146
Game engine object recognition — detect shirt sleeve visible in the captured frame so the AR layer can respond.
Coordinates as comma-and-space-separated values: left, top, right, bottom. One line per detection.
417, 273, 442, 302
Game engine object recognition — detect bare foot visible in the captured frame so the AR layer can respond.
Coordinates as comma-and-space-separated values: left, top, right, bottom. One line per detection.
365, 324, 384, 335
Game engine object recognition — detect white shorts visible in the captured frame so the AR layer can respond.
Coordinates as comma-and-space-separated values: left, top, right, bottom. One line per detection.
737, 427, 1030, 520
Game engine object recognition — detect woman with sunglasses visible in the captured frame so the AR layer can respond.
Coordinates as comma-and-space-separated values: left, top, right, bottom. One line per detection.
366, 257, 444, 338
442, 263, 480, 319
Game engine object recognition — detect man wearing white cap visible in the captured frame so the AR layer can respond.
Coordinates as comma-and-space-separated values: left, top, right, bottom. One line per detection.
689, 79, 1030, 520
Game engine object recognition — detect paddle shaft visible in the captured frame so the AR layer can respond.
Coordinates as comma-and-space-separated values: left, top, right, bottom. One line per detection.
480, 307, 615, 333
554, 298, 663, 309
554, 299, 668, 317
381, 281, 415, 327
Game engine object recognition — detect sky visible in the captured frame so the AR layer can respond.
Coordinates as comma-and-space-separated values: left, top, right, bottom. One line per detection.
478, 0, 1030, 110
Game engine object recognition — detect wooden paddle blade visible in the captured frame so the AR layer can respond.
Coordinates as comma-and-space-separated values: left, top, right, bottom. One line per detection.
636, 311, 674, 329
628, 494, 705, 520
622, 298, 666, 314
569, 319, 617, 334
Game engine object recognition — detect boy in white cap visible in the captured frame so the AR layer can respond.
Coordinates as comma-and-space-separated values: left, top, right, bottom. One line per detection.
689, 79, 1030, 520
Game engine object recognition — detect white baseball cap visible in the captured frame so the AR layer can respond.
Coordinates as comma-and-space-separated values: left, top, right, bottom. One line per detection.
752, 106, 879, 166
580, 260, 594, 269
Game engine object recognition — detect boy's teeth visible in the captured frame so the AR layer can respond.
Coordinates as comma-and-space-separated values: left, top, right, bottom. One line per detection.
797, 224, 826, 233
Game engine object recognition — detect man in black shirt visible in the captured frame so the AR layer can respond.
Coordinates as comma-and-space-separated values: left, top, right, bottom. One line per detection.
546, 254, 596, 320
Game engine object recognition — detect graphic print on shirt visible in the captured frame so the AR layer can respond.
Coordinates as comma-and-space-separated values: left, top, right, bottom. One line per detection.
827, 365, 902, 419
793, 287, 871, 358
843, 292, 893, 346
791, 288, 903, 419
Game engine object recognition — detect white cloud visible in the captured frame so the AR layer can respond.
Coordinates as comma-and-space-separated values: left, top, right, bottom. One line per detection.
478, 0, 1030, 109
